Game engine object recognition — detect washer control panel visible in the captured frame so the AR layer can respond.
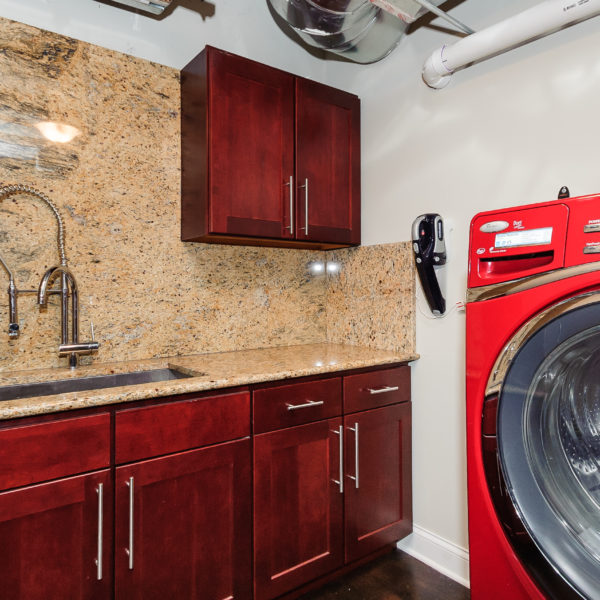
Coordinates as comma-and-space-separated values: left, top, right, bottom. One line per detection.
469, 203, 568, 288
565, 194, 600, 266
469, 193, 600, 288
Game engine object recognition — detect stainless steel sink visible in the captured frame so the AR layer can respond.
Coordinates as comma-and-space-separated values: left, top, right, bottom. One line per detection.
0, 368, 196, 402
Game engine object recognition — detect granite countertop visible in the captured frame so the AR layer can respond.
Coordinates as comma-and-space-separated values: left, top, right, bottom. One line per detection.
0, 343, 418, 420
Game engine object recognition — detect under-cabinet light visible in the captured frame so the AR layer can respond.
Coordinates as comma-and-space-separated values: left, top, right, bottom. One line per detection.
308, 261, 325, 275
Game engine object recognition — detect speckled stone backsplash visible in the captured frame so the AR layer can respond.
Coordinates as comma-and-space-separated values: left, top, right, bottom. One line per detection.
0, 18, 414, 373
327, 242, 415, 353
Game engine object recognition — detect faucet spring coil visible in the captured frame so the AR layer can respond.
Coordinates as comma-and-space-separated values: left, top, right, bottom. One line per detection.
0, 184, 67, 266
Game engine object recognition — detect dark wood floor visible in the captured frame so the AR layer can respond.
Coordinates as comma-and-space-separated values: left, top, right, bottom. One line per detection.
299, 551, 470, 600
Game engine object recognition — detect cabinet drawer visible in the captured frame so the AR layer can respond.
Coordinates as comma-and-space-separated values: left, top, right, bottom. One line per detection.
0, 413, 110, 490
253, 378, 341, 434
343, 366, 410, 413
115, 390, 250, 463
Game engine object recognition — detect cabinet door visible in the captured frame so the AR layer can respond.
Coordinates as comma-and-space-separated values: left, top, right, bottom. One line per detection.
115, 438, 252, 600
254, 418, 344, 600
295, 78, 360, 245
208, 48, 295, 238
0, 470, 112, 600
344, 403, 412, 563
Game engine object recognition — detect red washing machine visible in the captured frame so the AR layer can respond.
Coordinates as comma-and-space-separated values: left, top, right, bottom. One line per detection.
466, 193, 600, 600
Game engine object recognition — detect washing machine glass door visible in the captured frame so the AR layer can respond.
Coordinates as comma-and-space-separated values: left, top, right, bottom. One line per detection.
498, 295, 600, 600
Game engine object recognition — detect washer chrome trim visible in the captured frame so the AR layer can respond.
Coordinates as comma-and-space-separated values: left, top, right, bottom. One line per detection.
485, 290, 600, 398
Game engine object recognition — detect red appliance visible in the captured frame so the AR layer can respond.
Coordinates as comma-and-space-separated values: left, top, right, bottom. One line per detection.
466, 193, 600, 600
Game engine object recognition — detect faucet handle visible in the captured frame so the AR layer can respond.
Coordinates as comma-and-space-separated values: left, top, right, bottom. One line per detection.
59, 341, 100, 356
8, 322, 19, 338
59, 321, 100, 356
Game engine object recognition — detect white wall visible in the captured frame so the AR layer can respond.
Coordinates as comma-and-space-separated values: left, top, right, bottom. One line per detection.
3, 0, 600, 585
323, 0, 600, 583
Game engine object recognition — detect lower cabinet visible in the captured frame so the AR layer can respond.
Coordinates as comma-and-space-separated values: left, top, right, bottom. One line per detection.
0, 365, 411, 599
115, 438, 252, 600
254, 419, 344, 600
344, 403, 412, 563
253, 367, 412, 600
0, 469, 113, 600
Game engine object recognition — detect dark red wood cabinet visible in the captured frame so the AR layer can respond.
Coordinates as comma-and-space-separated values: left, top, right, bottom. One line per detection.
0, 392, 252, 600
295, 78, 360, 246
115, 439, 252, 600
254, 419, 345, 600
0, 470, 112, 600
113, 391, 252, 600
0, 411, 113, 600
181, 46, 360, 249
344, 403, 412, 563
252, 367, 412, 600
0, 366, 410, 600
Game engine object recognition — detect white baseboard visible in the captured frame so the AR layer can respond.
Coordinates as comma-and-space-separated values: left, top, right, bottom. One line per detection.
396, 525, 470, 588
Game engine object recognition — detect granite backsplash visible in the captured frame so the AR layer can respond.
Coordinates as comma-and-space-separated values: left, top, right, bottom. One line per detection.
0, 18, 414, 373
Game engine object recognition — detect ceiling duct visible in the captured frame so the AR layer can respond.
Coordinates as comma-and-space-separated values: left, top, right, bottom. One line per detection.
109, 0, 172, 15
267, 0, 449, 63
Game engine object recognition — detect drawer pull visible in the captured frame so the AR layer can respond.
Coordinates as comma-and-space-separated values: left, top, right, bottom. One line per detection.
95, 483, 103, 581
125, 477, 134, 570
367, 385, 399, 395
284, 175, 294, 235
286, 399, 324, 411
348, 423, 359, 489
298, 178, 309, 236
332, 425, 344, 494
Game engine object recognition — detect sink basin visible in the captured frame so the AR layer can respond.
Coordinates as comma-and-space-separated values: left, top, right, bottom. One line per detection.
0, 368, 196, 402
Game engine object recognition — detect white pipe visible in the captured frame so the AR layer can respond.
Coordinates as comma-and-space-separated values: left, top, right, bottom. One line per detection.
422, 0, 600, 89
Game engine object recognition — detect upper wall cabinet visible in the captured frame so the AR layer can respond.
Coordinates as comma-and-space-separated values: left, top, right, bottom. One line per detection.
181, 46, 360, 250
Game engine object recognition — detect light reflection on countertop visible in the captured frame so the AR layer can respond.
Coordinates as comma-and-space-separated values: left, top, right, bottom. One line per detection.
0, 343, 418, 420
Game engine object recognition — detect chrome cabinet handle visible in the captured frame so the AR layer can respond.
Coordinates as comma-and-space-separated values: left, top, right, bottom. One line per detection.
125, 477, 134, 570
286, 399, 324, 411
332, 425, 344, 493
95, 483, 103, 581
368, 385, 399, 395
284, 175, 294, 235
298, 178, 309, 235
348, 423, 359, 489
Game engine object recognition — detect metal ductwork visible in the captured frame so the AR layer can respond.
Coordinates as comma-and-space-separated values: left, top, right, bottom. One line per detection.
110, 0, 171, 15
267, 0, 445, 63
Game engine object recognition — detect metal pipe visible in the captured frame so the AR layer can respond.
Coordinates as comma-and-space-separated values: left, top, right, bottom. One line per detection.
411, 0, 474, 34
267, 0, 411, 63
0, 253, 13, 281
423, 0, 600, 89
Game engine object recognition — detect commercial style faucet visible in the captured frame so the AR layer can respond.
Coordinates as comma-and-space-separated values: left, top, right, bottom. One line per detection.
0, 184, 99, 367
38, 265, 99, 368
